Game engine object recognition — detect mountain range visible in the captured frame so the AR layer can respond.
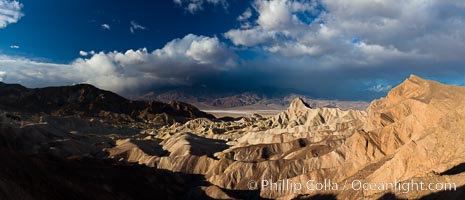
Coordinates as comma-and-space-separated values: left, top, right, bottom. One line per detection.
0, 82, 214, 126
139, 89, 370, 115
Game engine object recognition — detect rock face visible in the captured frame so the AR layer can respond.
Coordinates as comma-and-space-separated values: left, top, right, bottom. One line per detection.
3, 75, 465, 199
354, 74, 465, 198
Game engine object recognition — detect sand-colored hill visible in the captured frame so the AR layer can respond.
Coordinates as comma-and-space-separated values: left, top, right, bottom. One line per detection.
2, 75, 465, 199
106, 75, 465, 199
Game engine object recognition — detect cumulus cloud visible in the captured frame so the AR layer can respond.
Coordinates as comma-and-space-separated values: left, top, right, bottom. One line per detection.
0, 55, 74, 86
225, 0, 325, 56
0, 34, 236, 94
219, 0, 465, 99
9, 45, 19, 49
174, 0, 228, 14
225, 0, 465, 62
0, 0, 23, 28
101, 23, 110, 30
129, 21, 145, 34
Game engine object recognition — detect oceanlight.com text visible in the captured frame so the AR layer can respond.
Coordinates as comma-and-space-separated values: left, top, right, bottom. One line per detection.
247, 179, 456, 194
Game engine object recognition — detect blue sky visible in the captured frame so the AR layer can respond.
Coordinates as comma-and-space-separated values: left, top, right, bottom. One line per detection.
0, 0, 248, 62
1, 0, 465, 100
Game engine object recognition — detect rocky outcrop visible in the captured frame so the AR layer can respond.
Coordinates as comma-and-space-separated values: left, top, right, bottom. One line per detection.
351, 75, 465, 198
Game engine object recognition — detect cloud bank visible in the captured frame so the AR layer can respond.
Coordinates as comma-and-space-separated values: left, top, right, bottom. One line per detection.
0, 34, 235, 94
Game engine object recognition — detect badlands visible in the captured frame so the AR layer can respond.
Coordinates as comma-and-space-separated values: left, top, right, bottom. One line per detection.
1, 75, 465, 199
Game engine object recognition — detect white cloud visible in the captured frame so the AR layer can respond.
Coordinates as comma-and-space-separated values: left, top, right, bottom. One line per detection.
0, 0, 23, 29
225, 0, 465, 65
129, 21, 145, 34
0, 34, 236, 94
368, 84, 393, 93
101, 24, 110, 30
186, 36, 233, 65
0, 71, 6, 81
0, 55, 74, 86
79, 50, 96, 56
266, 42, 322, 57
225, 0, 321, 52
254, 0, 293, 30
174, 0, 228, 14
79, 50, 97, 57
79, 51, 88, 56
224, 27, 274, 46
237, 8, 252, 21
9, 45, 19, 49
237, 8, 253, 28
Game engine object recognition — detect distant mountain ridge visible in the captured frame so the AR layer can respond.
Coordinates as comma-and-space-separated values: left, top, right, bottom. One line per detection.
139, 90, 370, 111
0, 82, 214, 123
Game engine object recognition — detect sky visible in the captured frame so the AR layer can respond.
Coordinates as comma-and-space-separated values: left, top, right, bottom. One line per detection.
1, 0, 465, 100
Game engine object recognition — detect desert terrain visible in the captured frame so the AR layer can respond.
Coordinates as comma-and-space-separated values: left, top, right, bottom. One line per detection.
2, 0, 464, 199
0, 75, 465, 199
